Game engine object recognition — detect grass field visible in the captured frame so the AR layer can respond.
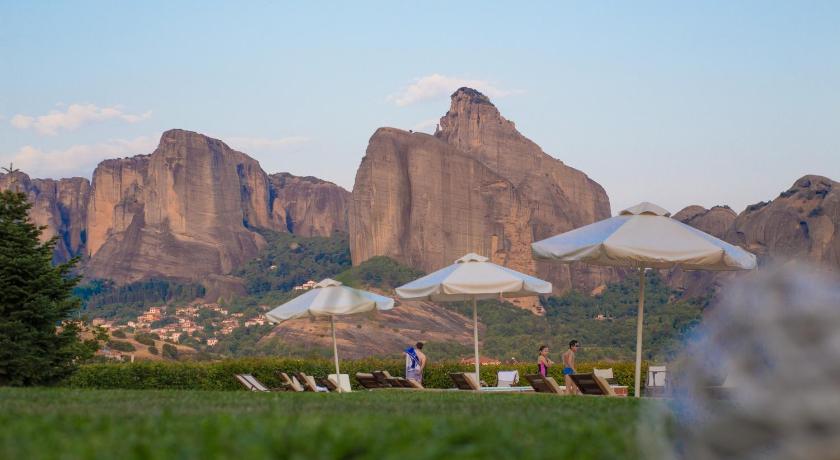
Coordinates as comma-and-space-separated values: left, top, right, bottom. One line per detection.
0, 388, 652, 460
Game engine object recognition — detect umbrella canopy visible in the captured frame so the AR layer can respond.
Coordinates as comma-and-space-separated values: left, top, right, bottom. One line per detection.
266, 279, 394, 392
396, 253, 552, 380
531, 202, 756, 271
532, 202, 756, 397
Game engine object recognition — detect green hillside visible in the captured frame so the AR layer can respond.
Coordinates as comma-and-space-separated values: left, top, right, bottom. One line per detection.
75, 233, 705, 363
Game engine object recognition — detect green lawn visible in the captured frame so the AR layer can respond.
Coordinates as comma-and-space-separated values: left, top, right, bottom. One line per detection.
0, 388, 652, 460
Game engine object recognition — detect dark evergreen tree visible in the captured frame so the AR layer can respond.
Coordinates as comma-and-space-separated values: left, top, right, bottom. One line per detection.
0, 188, 95, 385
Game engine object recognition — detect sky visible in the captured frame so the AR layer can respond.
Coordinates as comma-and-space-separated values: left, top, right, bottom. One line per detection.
1, 1, 838, 214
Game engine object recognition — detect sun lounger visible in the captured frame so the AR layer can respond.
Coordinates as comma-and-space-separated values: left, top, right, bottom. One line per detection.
497, 370, 520, 387
402, 378, 424, 389
295, 372, 329, 392
371, 370, 396, 387
277, 372, 305, 392
646, 365, 667, 397
318, 376, 339, 392
568, 373, 617, 396
524, 374, 566, 395
593, 368, 616, 383
379, 370, 418, 389
235, 374, 280, 392
356, 372, 386, 389
593, 368, 628, 396
236, 374, 262, 391
328, 374, 353, 393
450, 372, 481, 391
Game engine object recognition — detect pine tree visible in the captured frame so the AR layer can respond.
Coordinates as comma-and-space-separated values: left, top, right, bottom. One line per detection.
0, 188, 94, 385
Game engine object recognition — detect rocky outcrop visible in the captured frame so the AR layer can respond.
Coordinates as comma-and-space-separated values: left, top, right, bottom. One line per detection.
84, 130, 271, 284
669, 205, 739, 296
673, 205, 737, 239
4, 129, 351, 298
268, 173, 349, 236
728, 175, 839, 268
0, 171, 90, 263
670, 176, 840, 296
350, 88, 615, 298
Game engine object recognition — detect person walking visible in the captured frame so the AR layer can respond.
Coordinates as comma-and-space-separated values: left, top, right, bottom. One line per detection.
562, 340, 580, 394
405, 342, 427, 383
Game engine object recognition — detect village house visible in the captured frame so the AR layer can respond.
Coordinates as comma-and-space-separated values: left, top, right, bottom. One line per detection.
293, 280, 317, 291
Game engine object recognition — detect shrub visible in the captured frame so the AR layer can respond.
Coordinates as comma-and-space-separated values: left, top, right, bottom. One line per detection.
134, 333, 156, 347
107, 340, 136, 352
111, 330, 126, 338
148, 346, 158, 355
65, 358, 651, 395
162, 344, 178, 360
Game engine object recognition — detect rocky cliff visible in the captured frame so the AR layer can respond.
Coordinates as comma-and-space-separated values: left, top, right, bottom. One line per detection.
670, 176, 839, 296
0, 171, 90, 263
672, 205, 737, 239
729, 175, 839, 268
268, 173, 349, 237
349, 88, 615, 299
84, 130, 272, 287
2, 129, 350, 297
669, 205, 740, 296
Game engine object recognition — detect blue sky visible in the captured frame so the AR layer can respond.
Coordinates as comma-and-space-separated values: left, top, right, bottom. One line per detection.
2, 1, 838, 213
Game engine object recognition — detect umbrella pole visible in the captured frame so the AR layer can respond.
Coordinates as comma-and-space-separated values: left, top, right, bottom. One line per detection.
634, 268, 646, 398
330, 315, 341, 393
472, 296, 480, 385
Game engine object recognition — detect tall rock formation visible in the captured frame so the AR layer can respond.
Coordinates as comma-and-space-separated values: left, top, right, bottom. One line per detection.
0, 171, 90, 263
84, 130, 272, 287
4, 129, 350, 298
669, 205, 739, 296
268, 173, 349, 237
729, 175, 839, 268
349, 88, 614, 299
670, 176, 840, 297
672, 205, 737, 239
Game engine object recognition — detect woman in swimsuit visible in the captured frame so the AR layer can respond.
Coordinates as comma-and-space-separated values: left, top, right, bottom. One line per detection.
537, 345, 553, 377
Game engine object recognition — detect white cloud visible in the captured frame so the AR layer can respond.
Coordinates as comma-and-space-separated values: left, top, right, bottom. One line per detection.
225, 136, 310, 152
10, 104, 152, 136
388, 74, 524, 107
3, 136, 157, 179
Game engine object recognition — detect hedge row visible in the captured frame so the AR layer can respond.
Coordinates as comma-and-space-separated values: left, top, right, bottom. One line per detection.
66, 358, 652, 395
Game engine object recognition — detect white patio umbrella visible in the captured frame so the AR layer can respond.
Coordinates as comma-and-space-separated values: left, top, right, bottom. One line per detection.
532, 202, 757, 397
395, 253, 552, 381
266, 278, 394, 392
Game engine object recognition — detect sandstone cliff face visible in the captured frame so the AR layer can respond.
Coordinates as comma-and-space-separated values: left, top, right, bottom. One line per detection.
670, 176, 840, 296
85, 130, 271, 285
4, 130, 351, 298
728, 175, 839, 268
0, 171, 90, 263
350, 88, 615, 298
672, 205, 737, 239
268, 173, 349, 237
669, 204, 739, 296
